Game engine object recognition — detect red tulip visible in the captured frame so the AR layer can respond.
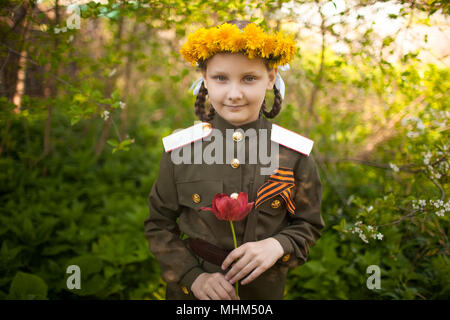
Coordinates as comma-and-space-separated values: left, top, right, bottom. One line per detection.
201, 192, 254, 298
201, 192, 254, 221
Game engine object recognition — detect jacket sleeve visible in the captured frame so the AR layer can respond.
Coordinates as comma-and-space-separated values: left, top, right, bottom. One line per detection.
272, 154, 325, 268
144, 150, 204, 291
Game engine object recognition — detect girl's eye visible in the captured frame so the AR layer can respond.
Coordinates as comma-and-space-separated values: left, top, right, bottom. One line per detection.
244, 76, 256, 82
214, 75, 226, 81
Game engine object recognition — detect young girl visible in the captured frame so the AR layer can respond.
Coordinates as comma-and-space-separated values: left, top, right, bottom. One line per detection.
144, 20, 325, 300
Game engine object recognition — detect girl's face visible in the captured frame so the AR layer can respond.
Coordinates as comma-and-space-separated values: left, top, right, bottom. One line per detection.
202, 53, 277, 127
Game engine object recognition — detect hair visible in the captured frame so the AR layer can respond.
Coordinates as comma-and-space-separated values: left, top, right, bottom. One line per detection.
194, 19, 283, 122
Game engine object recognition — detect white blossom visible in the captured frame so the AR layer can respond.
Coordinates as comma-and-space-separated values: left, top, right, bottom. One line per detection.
423, 151, 432, 165
389, 163, 399, 172
376, 233, 384, 240
351, 227, 361, 234
108, 68, 117, 77
101, 110, 110, 120
359, 233, 369, 243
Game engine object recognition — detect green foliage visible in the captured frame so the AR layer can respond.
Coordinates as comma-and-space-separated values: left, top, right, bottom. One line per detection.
0, 106, 166, 299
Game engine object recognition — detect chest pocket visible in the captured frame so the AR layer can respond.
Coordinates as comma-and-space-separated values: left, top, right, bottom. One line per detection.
257, 194, 286, 216
176, 180, 223, 211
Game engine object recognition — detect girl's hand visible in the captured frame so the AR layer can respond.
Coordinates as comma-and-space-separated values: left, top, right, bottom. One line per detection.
191, 272, 240, 300
221, 237, 284, 286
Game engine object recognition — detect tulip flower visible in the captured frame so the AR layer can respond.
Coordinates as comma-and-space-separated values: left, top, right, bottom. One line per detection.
201, 192, 254, 297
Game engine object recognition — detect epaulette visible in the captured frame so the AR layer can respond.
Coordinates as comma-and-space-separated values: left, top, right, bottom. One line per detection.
162, 122, 213, 152
271, 123, 314, 156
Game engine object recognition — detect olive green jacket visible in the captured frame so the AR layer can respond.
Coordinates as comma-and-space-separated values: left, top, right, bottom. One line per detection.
144, 112, 325, 299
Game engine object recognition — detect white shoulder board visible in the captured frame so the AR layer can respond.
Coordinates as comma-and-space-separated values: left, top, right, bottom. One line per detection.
271, 123, 314, 156
162, 122, 213, 152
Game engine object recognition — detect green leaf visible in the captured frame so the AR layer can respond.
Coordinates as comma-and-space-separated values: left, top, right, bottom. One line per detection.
8, 272, 48, 300
107, 139, 119, 147
65, 255, 106, 296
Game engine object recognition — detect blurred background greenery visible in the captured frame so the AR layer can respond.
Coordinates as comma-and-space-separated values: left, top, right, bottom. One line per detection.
0, 0, 448, 300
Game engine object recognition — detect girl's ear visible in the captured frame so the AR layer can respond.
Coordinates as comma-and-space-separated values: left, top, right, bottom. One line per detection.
267, 68, 277, 90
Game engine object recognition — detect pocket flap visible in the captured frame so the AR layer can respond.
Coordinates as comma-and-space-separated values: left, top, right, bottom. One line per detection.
176, 180, 223, 210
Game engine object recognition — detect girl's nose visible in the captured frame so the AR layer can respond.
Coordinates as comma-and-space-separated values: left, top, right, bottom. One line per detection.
227, 83, 244, 101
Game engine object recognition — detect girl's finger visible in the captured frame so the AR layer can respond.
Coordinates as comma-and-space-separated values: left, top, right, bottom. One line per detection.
229, 260, 258, 284
224, 253, 251, 281
220, 277, 239, 300
215, 282, 233, 300
241, 266, 265, 285
207, 287, 221, 300
221, 247, 243, 270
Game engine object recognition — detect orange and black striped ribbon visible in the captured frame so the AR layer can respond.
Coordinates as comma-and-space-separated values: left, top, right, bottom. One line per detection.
255, 167, 296, 215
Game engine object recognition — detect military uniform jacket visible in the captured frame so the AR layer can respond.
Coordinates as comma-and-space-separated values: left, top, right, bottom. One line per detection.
144, 112, 325, 299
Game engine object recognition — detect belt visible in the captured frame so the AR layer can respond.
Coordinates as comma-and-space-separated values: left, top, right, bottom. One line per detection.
188, 238, 232, 267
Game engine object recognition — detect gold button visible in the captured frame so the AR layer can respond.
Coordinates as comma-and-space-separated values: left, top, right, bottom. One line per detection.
282, 254, 291, 262
192, 193, 201, 203
271, 199, 281, 209
232, 131, 243, 142
202, 123, 212, 133
231, 158, 240, 168
181, 286, 189, 295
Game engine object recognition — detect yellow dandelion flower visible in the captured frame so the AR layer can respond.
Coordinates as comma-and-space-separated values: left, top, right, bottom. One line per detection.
229, 34, 246, 53
261, 37, 276, 59
180, 22, 297, 68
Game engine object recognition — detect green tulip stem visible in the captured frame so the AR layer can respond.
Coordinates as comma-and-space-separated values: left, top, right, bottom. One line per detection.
229, 220, 239, 298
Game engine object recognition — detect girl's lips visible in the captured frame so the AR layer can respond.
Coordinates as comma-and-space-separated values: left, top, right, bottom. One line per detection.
225, 104, 247, 110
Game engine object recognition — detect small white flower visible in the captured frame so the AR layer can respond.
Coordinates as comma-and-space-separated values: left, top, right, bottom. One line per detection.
444, 202, 450, 212
368, 225, 374, 231
352, 227, 361, 234
389, 163, 400, 172
119, 101, 126, 109
419, 200, 426, 207
416, 119, 425, 130
367, 205, 373, 212
376, 233, 384, 240
359, 233, 369, 243
108, 68, 117, 77
101, 110, 110, 120
435, 210, 444, 217
423, 151, 432, 165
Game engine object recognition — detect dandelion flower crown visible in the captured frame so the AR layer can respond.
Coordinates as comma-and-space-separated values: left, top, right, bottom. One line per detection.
179, 22, 297, 69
